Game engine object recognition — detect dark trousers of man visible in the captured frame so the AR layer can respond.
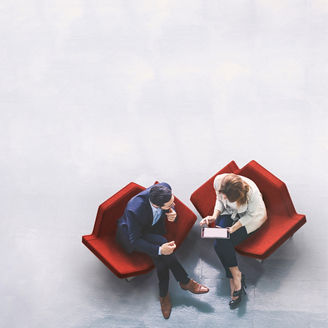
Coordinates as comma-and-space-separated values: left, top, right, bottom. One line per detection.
136, 233, 190, 297
116, 226, 190, 297
214, 214, 255, 278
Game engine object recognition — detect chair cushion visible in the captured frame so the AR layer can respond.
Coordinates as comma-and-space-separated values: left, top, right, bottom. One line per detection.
236, 213, 306, 258
83, 236, 154, 278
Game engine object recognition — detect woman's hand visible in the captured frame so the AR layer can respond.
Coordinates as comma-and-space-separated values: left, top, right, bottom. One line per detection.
228, 221, 242, 234
200, 216, 216, 226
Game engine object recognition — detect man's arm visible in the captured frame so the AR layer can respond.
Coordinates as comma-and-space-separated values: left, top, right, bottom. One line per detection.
125, 210, 160, 257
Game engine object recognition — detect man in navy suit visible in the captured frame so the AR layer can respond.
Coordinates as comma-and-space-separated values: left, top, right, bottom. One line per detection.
116, 182, 209, 319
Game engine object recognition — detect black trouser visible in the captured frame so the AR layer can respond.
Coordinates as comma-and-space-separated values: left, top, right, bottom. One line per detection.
116, 226, 190, 297
214, 215, 253, 279
136, 234, 189, 297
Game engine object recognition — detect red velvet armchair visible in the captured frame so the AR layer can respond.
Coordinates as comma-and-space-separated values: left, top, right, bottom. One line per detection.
82, 182, 197, 278
190, 160, 306, 260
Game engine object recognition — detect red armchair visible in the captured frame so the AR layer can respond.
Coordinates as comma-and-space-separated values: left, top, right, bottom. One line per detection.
82, 182, 197, 278
190, 161, 306, 260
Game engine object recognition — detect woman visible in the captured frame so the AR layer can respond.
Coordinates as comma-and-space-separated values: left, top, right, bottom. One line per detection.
200, 173, 267, 308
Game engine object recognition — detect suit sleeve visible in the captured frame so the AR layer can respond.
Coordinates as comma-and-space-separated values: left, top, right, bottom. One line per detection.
126, 209, 161, 257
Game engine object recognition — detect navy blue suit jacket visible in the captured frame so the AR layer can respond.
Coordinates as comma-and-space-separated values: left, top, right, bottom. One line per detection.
117, 182, 173, 257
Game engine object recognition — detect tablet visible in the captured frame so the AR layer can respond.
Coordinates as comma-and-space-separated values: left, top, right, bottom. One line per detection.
201, 227, 230, 239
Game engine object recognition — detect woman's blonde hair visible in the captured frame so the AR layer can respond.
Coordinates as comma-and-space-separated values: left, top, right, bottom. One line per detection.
219, 174, 249, 206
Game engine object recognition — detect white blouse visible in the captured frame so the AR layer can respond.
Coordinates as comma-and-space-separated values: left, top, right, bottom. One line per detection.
213, 173, 267, 234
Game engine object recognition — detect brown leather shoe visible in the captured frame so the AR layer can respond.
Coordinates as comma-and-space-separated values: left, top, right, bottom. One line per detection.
179, 279, 209, 294
159, 294, 172, 319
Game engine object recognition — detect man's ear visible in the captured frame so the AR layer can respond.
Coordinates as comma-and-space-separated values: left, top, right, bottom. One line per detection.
150, 202, 159, 208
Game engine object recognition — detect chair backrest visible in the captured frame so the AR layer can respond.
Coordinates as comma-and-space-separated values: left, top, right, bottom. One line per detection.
94, 183, 145, 238
165, 195, 197, 247
93, 182, 196, 247
239, 161, 296, 217
190, 160, 240, 218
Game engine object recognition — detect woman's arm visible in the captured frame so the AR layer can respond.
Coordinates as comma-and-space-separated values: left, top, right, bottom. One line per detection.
228, 220, 242, 233
200, 174, 227, 227
200, 210, 221, 226
212, 209, 221, 220
236, 189, 267, 233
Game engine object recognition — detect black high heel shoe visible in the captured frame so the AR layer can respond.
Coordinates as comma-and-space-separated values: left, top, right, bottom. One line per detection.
229, 273, 247, 309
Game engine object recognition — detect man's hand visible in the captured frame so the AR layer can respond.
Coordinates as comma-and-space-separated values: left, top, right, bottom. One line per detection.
160, 241, 176, 255
166, 208, 177, 222
200, 216, 216, 226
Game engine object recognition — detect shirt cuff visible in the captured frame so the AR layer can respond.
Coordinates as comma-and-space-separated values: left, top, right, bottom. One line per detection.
158, 246, 161, 255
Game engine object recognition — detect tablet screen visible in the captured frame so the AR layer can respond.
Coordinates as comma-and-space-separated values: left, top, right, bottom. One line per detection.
201, 227, 229, 239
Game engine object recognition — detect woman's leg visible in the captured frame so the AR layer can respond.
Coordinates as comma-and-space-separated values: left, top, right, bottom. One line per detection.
229, 278, 235, 298
229, 267, 242, 300
214, 215, 235, 278
214, 215, 235, 296
213, 222, 249, 299
217, 214, 233, 228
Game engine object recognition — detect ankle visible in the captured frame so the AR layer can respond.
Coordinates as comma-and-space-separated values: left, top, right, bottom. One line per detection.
180, 278, 190, 286
233, 274, 242, 289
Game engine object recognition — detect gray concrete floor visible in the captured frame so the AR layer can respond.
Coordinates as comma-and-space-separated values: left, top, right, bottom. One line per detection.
1, 1, 328, 327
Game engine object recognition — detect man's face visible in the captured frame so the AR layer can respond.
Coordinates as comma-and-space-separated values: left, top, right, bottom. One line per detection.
160, 195, 175, 210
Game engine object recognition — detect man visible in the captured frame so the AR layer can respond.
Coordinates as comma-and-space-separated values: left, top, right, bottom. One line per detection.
116, 182, 209, 319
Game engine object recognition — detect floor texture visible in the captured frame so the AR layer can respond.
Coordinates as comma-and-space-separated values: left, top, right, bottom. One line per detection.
1, 1, 328, 327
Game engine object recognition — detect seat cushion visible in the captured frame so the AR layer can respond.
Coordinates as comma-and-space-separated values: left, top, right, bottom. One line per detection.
236, 214, 306, 259
83, 235, 154, 278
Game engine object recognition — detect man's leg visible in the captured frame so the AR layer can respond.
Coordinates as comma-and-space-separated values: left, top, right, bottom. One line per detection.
135, 233, 171, 297
130, 233, 174, 319
140, 234, 189, 292
139, 234, 208, 295
160, 252, 189, 285
152, 256, 170, 297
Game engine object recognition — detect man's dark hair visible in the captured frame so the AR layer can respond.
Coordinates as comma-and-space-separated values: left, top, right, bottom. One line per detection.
149, 185, 172, 207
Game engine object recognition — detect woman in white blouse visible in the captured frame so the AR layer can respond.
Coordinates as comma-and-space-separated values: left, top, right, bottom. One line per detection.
200, 173, 267, 308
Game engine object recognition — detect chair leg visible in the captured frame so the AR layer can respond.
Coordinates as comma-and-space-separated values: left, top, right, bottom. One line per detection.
125, 276, 136, 282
